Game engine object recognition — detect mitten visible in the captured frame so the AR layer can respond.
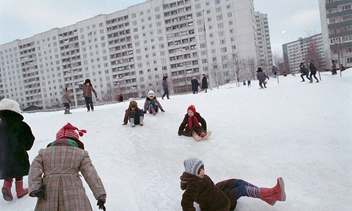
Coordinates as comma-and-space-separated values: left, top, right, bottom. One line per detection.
178, 132, 182, 136
29, 184, 46, 200
97, 194, 106, 211
143, 110, 147, 114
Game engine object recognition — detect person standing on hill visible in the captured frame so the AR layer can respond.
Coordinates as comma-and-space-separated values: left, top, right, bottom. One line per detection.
331, 60, 337, 75
201, 74, 208, 93
61, 87, 72, 114
161, 76, 170, 100
191, 77, 199, 94
256, 67, 269, 88
272, 65, 279, 78
0, 99, 35, 201
308, 60, 319, 83
80, 79, 97, 112
299, 62, 310, 82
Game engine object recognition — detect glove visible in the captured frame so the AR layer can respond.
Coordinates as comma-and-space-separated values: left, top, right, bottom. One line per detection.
161, 109, 165, 112
97, 194, 106, 211
178, 132, 182, 136
29, 184, 46, 200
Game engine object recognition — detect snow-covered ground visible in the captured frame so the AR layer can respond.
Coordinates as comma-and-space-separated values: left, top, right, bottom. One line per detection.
1, 69, 351, 211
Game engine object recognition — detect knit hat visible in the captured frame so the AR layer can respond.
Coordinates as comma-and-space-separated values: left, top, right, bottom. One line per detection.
129, 101, 137, 108
56, 123, 87, 141
148, 90, 155, 98
184, 158, 204, 176
187, 105, 196, 113
0, 98, 22, 114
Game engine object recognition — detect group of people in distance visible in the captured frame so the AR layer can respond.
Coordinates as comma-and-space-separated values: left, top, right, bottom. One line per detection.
299, 60, 319, 83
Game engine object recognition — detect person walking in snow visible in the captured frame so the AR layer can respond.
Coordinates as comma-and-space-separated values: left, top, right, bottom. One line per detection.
143, 90, 165, 115
201, 74, 208, 93
61, 87, 72, 114
123, 101, 144, 127
0, 99, 35, 201
256, 67, 269, 88
180, 158, 286, 211
308, 60, 319, 83
28, 123, 106, 211
246, 73, 252, 87
331, 60, 337, 75
272, 65, 279, 78
80, 79, 97, 112
161, 75, 170, 100
299, 62, 311, 82
191, 77, 199, 94
178, 105, 211, 141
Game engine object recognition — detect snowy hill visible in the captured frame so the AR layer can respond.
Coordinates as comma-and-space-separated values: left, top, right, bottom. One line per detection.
1, 69, 351, 211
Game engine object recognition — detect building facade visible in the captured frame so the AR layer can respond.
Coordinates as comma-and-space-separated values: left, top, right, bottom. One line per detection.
319, 0, 352, 68
0, 0, 262, 109
255, 12, 273, 70
282, 34, 325, 73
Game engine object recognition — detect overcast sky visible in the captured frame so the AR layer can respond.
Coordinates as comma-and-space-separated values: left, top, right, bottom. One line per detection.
0, 0, 321, 51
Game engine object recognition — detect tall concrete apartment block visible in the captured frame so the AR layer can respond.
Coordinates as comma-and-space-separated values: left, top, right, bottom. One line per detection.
255, 12, 273, 68
319, 0, 352, 68
0, 0, 259, 109
282, 34, 325, 73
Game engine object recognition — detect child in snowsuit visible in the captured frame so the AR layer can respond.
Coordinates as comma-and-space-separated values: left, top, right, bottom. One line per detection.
28, 123, 106, 211
178, 105, 210, 141
256, 67, 269, 88
143, 90, 165, 115
180, 158, 286, 211
0, 99, 35, 201
80, 79, 97, 112
308, 60, 319, 83
123, 101, 144, 127
61, 87, 72, 114
299, 62, 310, 82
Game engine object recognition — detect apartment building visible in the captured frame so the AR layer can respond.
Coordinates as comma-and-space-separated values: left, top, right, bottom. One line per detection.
282, 33, 325, 73
255, 12, 273, 69
319, 0, 352, 68
0, 0, 260, 109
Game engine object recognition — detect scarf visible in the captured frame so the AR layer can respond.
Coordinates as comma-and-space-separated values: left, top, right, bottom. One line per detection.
188, 116, 200, 130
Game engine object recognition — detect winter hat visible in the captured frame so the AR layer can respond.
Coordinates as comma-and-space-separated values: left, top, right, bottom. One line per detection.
309, 60, 313, 63
129, 101, 137, 108
0, 98, 21, 114
187, 105, 196, 113
56, 123, 87, 141
148, 90, 155, 98
184, 158, 204, 176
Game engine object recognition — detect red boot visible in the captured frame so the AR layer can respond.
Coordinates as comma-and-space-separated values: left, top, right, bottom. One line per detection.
2, 179, 13, 201
260, 177, 286, 202
15, 180, 28, 198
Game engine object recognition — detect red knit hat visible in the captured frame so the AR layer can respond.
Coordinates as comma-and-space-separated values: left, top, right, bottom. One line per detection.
187, 105, 196, 113
56, 123, 87, 141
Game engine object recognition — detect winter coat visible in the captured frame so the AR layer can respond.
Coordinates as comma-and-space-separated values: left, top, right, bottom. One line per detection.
309, 63, 317, 74
143, 97, 164, 112
162, 80, 169, 91
191, 79, 199, 91
272, 66, 278, 74
0, 110, 35, 179
61, 88, 70, 104
28, 139, 106, 211
81, 84, 97, 98
178, 112, 207, 136
300, 64, 309, 74
201, 76, 208, 89
123, 103, 143, 124
180, 172, 230, 211
256, 71, 269, 82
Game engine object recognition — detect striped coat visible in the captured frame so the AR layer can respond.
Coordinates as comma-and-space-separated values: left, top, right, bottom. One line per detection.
28, 144, 106, 211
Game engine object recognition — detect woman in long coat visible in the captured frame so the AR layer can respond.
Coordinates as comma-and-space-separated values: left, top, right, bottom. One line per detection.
201, 74, 208, 93
28, 123, 106, 211
0, 98, 35, 201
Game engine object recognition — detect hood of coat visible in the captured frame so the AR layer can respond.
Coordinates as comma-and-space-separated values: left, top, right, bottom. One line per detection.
180, 171, 202, 190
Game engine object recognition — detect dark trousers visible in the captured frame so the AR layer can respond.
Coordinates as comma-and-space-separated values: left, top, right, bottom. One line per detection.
310, 72, 319, 81
130, 109, 144, 124
63, 103, 70, 109
259, 80, 266, 88
162, 89, 169, 99
300, 73, 310, 81
85, 97, 94, 111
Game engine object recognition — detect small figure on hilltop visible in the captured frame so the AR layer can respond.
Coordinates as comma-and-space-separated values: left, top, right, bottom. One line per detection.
143, 90, 165, 115
246, 73, 252, 87
161, 75, 170, 100
331, 60, 337, 75
299, 62, 311, 82
178, 105, 211, 141
191, 76, 199, 94
28, 123, 106, 211
256, 67, 269, 88
272, 65, 279, 78
0, 99, 35, 201
61, 87, 72, 114
308, 60, 319, 83
201, 74, 208, 93
180, 158, 286, 211
80, 79, 97, 112
123, 101, 144, 127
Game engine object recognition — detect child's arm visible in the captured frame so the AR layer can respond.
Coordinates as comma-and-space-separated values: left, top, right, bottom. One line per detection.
28, 152, 44, 194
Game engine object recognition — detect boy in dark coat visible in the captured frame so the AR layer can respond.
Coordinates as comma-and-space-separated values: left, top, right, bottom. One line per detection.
256, 67, 269, 88
299, 62, 311, 82
0, 99, 35, 201
191, 77, 199, 94
143, 90, 165, 115
178, 105, 211, 141
308, 60, 319, 83
123, 101, 144, 127
180, 158, 287, 211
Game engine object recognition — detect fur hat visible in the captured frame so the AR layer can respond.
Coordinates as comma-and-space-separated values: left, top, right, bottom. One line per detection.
56, 123, 87, 141
0, 98, 21, 114
187, 105, 196, 113
184, 158, 204, 176
129, 101, 137, 108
